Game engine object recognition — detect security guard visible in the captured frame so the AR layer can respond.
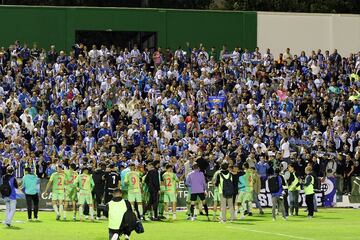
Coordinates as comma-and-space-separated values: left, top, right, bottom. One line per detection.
303, 166, 315, 219
288, 163, 301, 216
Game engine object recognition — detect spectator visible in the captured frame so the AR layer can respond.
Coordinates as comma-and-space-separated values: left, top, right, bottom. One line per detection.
270, 168, 287, 221
344, 155, 355, 195
2, 166, 18, 227
250, 166, 264, 215
255, 154, 270, 182
0, 39, 359, 215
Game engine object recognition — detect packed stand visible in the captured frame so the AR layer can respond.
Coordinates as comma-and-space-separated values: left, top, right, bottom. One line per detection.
1, 41, 360, 200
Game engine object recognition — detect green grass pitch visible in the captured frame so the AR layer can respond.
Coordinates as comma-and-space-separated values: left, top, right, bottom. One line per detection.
1, 209, 360, 240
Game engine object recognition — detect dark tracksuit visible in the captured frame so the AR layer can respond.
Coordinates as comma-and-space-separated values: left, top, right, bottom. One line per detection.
144, 168, 160, 219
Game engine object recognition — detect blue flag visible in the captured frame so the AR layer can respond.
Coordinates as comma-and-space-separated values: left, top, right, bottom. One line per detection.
208, 96, 226, 109
322, 177, 336, 207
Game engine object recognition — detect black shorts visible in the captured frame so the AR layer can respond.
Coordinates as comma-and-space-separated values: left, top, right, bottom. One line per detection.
190, 193, 205, 201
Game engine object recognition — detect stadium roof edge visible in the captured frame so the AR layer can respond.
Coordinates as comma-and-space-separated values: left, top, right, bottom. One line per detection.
0, 4, 254, 13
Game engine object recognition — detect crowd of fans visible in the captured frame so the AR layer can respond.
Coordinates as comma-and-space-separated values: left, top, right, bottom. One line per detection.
0, 40, 360, 195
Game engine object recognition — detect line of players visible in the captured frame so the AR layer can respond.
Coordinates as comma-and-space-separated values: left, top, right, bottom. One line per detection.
44, 162, 179, 222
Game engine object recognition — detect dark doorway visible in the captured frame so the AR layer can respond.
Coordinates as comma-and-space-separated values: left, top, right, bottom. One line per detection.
75, 30, 157, 51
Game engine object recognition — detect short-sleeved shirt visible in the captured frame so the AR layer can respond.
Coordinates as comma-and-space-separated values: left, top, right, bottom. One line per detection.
162, 172, 178, 193
212, 170, 221, 190
65, 170, 78, 189
120, 168, 131, 190
50, 172, 65, 192
75, 174, 94, 192
125, 171, 141, 193
281, 141, 290, 158
105, 171, 120, 191
238, 171, 254, 193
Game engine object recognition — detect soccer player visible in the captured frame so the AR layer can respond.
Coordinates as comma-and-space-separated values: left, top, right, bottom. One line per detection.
74, 167, 95, 222
185, 163, 209, 221
124, 162, 143, 220
238, 162, 253, 220
45, 165, 66, 221
64, 163, 78, 221
162, 164, 178, 220
270, 168, 287, 221
158, 165, 166, 220
104, 163, 121, 217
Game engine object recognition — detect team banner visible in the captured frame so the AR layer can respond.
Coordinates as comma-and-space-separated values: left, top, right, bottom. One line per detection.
208, 96, 226, 109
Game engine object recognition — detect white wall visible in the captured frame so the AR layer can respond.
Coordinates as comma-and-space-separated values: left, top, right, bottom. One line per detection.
257, 12, 360, 58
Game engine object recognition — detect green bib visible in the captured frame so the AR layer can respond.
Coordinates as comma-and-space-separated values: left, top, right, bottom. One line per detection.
108, 200, 127, 230
304, 176, 314, 195
289, 172, 300, 191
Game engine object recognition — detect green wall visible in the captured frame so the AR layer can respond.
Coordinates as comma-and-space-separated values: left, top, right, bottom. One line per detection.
0, 6, 257, 52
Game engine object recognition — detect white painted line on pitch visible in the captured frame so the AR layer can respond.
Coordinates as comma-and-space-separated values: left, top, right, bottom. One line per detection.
227, 226, 315, 240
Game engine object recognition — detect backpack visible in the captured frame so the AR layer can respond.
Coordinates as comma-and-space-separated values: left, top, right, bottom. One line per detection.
0, 176, 12, 197
120, 200, 144, 235
134, 219, 144, 234
220, 173, 234, 198
267, 175, 280, 193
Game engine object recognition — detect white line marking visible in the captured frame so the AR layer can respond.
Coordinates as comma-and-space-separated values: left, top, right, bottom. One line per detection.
227, 226, 315, 240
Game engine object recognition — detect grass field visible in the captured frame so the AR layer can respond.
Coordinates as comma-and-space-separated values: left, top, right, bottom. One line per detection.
1, 208, 360, 240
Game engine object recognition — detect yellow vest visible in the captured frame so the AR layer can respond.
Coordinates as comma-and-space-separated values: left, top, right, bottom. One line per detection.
289, 172, 300, 191
108, 199, 127, 230
304, 176, 314, 195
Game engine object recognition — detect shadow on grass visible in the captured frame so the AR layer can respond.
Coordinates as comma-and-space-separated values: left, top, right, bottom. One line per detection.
85, 221, 102, 224
228, 221, 255, 225
4, 226, 22, 230
315, 217, 344, 220
234, 218, 265, 222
